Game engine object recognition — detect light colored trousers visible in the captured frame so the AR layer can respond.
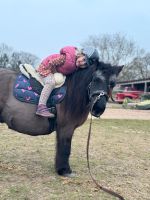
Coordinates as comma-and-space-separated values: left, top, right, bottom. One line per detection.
38, 74, 55, 105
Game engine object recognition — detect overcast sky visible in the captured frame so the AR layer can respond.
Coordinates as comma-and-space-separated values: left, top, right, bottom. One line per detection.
0, 0, 150, 59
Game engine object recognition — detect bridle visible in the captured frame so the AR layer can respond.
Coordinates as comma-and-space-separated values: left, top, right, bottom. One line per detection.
88, 81, 109, 104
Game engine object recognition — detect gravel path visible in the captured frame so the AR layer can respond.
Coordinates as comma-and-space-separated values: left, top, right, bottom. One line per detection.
101, 108, 150, 120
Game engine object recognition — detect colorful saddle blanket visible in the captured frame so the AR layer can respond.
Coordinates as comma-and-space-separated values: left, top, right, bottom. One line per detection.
13, 74, 66, 107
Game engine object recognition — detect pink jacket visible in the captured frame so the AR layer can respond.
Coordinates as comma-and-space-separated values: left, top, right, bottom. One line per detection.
37, 46, 77, 76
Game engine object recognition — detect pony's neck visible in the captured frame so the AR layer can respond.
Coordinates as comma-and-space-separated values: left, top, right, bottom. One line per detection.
64, 66, 95, 118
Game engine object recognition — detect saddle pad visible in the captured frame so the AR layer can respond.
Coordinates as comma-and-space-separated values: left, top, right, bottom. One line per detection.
13, 74, 66, 107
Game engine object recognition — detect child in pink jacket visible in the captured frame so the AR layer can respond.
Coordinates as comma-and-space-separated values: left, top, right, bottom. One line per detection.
36, 46, 99, 118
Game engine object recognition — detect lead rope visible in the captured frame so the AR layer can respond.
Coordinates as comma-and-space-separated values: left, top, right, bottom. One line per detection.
86, 113, 125, 200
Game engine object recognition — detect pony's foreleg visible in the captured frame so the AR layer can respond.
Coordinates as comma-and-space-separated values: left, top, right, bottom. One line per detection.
55, 125, 74, 176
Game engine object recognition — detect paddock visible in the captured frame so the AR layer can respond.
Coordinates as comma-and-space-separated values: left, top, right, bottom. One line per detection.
0, 112, 149, 200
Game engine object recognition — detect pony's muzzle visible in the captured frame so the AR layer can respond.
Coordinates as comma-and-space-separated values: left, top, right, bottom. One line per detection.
90, 95, 107, 117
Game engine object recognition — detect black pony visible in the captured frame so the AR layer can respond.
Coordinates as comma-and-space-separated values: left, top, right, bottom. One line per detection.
0, 61, 123, 176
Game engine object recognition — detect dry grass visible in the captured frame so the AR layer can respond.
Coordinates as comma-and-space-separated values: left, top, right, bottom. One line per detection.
0, 119, 150, 200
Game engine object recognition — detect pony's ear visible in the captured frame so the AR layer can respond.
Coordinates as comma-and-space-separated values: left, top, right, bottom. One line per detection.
118, 65, 124, 73
116, 65, 124, 75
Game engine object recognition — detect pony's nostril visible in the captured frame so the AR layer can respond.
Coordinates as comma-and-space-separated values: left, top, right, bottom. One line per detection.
91, 96, 107, 117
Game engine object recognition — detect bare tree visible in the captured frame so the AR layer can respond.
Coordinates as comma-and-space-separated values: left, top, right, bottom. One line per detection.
126, 51, 150, 79
0, 43, 40, 72
0, 53, 9, 68
9, 51, 39, 72
81, 33, 150, 81
0, 43, 13, 68
0, 43, 13, 57
81, 33, 137, 65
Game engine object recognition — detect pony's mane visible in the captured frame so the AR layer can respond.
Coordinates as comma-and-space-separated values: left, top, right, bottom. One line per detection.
64, 64, 96, 116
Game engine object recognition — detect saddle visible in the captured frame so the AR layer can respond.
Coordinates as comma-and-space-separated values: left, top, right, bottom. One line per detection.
13, 64, 67, 112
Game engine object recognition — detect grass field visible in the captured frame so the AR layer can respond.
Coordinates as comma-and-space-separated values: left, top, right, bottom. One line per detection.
0, 119, 149, 200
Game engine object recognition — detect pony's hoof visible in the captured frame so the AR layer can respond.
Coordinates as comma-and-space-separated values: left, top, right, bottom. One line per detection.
63, 172, 76, 178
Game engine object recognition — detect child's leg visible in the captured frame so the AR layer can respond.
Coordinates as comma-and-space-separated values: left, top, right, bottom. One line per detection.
36, 74, 55, 117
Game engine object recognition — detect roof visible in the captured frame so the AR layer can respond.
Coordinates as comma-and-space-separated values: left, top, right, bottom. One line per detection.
117, 77, 150, 85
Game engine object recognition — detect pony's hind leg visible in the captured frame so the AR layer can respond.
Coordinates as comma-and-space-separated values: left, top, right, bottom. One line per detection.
55, 125, 75, 176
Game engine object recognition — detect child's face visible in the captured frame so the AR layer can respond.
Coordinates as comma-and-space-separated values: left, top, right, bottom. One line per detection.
76, 54, 86, 67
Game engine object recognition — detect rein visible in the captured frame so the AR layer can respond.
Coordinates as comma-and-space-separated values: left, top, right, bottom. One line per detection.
86, 96, 125, 200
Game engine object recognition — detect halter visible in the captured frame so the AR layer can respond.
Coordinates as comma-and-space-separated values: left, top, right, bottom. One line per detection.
88, 82, 109, 103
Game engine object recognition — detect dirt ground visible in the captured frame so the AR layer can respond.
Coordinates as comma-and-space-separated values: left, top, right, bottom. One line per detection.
101, 107, 150, 120
0, 120, 149, 200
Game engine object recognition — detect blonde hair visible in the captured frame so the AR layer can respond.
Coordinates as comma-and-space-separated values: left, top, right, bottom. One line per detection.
75, 48, 83, 57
